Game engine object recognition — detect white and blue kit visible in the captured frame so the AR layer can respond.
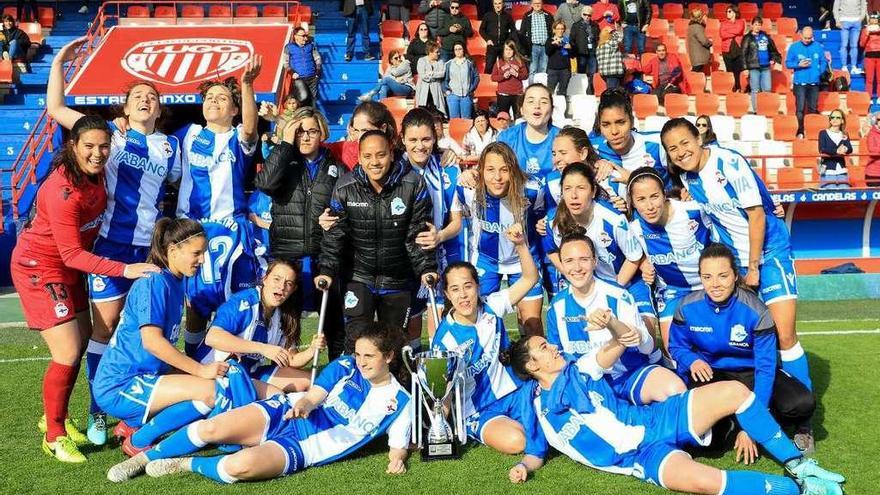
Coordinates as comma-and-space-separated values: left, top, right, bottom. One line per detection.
431, 290, 529, 442
679, 146, 796, 305
593, 130, 669, 196
93, 270, 192, 426
193, 287, 284, 383
247, 190, 272, 275
177, 123, 259, 316
545, 279, 661, 405
496, 123, 561, 184
457, 186, 543, 300
253, 355, 411, 475
88, 124, 181, 301
628, 200, 713, 321
543, 200, 652, 313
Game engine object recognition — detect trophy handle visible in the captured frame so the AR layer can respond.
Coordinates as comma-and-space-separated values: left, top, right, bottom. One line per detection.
402, 346, 415, 374
455, 377, 466, 444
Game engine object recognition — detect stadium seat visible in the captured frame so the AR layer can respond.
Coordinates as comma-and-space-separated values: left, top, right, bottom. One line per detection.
379, 97, 410, 111
804, 114, 827, 139
381, 20, 404, 38
663, 93, 690, 117
0, 59, 13, 85
776, 17, 798, 37
19, 22, 42, 46
818, 92, 841, 114
846, 116, 863, 138
37, 6, 54, 28
740, 115, 769, 141
686, 72, 706, 93
294, 5, 312, 25
511, 4, 529, 19
763, 2, 784, 21
755, 92, 781, 117
126, 5, 149, 18
181, 5, 205, 18
566, 74, 590, 95
263, 5, 286, 18
460, 4, 477, 19
773, 115, 799, 141
785, 92, 797, 115
711, 3, 729, 20
776, 167, 806, 190
407, 20, 423, 38
640, 52, 657, 69
849, 165, 867, 187
705, 18, 720, 38
695, 93, 719, 115
472, 54, 486, 73
235, 5, 258, 18
647, 18, 669, 39
381, 39, 406, 61
448, 118, 471, 143
757, 140, 790, 169
771, 70, 790, 93
687, 3, 709, 16
643, 115, 667, 132
710, 115, 735, 141
466, 37, 487, 56
662, 3, 684, 19
651, 4, 659, 19
154, 5, 176, 18
673, 18, 689, 38
474, 73, 497, 103
592, 73, 607, 96
633, 94, 659, 119
738, 3, 759, 21
710, 71, 734, 95
470, 20, 481, 37
208, 5, 232, 18
544, 4, 557, 15
724, 92, 751, 117
793, 140, 819, 168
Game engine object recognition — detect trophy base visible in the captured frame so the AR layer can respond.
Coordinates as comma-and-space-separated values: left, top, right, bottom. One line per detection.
420, 440, 460, 461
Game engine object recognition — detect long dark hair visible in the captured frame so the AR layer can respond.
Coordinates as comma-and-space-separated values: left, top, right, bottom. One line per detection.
50, 115, 112, 188
147, 217, 205, 270
660, 117, 701, 178
697, 242, 743, 287
262, 260, 303, 348
593, 88, 635, 136
695, 114, 718, 145
350, 100, 398, 143
556, 126, 600, 165
347, 320, 409, 388
552, 162, 608, 235
499, 337, 534, 381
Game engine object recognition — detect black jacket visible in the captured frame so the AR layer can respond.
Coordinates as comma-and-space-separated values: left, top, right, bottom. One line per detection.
518, 9, 553, 53
569, 19, 600, 56
340, 0, 372, 17
618, 0, 651, 28
741, 31, 782, 70
439, 13, 474, 51
479, 9, 516, 47
1, 27, 30, 51
255, 143, 341, 261
320, 162, 437, 289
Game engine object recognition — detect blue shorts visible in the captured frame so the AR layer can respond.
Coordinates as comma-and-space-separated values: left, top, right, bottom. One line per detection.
655, 287, 696, 322
254, 395, 308, 475
476, 267, 544, 301
464, 392, 519, 444
94, 373, 162, 428
88, 237, 150, 302
753, 252, 799, 305
625, 279, 656, 318
611, 364, 660, 406
252, 364, 280, 383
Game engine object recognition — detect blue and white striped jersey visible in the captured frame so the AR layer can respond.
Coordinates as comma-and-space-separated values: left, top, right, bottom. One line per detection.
176, 123, 257, 221
458, 187, 539, 274
628, 200, 713, 293
100, 123, 181, 246
679, 146, 791, 266
594, 130, 669, 196
276, 356, 412, 467
545, 279, 656, 381
496, 122, 561, 183
408, 154, 464, 264
431, 290, 523, 417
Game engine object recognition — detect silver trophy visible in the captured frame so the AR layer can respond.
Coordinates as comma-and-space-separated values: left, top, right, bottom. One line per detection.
402, 345, 468, 460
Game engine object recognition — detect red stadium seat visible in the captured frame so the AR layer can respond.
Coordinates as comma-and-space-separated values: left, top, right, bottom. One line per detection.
592, 73, 607, 95
772, 115, 799, 141
154, 5, 176, 18
640, 52, 656, 68
633, 94, 659, 119
763, 2, 784, 21
470, 20, 481, 38
776, 17, 798, 37
771, 70, 790, 93
738, 3, 759, 21
686, 72, 706, 93
181, 5, 204, 18
381, 38, 406, 58
803, 115, 827, 141
695, 93, 719, 115
295, 5, 312, 24
849, 165, 867, 187
846, 115, 862, 138
466, 37, 487, 56
847, 91, 872, 116
663, 93, 690, 117
712, 2, 729, 20
673, 18, 689, 38
460, 4, 477, 19
263, 5, 286, 18
544, 4, 557, 15
474, 73, 497, 98
793, 139, 819, 168
448, 118, 471, 143
647, 18, 669, 39
651, 4, 659, 19
756, 92, 781, 116
0, 59, 13, 85
472, 54, 486, 73
818, 92, 841, 113
235, 5, 259, 18
208, 5, 232, 18
724, 92, 751, 117
37, 6, 54, 28
381, 20, 404, 38
19, 22, 43, 46
710, 71, 734, 95
511, 4, 529, 20
662, 3, 684, 19
776, 167, 806, 190
126, 5, 149, 18
407, 20, 424, 39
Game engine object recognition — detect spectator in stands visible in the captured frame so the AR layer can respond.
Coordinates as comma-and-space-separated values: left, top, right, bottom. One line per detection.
386, 0, 412, 38
480, 0, 516, 74
491, 40, 529, 118
417, 41, 448, 115
546, 20, 574, 99
618, 0, 651, 56
817, 109, 853, 188
786, 26, 831, 138
592, 0, 620, 30
462, 108, 498, 161
555, 0, 584, 36
284, 27, 322, 107
642, 43, 689, 104
835, 0, 867, 74
570, 5, 600, 94
695, 115, 718, 145
1, 15, 30, 63
258, 95, 303, 157
341, 0, 375, 62
818, 2, 836, 29
326, 101, 397, 170
519, 0, 554, 79
407, 23, 432, 76
438, 1, 473, 61
443, 42, 480, 118
360, 49, 415, 101
16, 0, 37, 22
421, 0, 450, 38
686, 9, 713, 73
495, 111, 512, 129
596, 26, 625, 89
719, 5, 745, 93
867, 111, 880, 185
742, 17, 782, 110
431, 109, 466, 158
860, 12, 880, 101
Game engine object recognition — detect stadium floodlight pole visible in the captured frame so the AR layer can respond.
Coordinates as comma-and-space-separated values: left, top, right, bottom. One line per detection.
424, 274, 441, 330
310, 278, 331, 386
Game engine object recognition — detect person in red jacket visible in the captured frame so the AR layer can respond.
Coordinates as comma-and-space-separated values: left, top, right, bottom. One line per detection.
866, 112, 880, 186
860, 12, 880, 100
642, 43, 691, 103
491, 40, 529, 119
719, 5, 745, 92
10, 115, 158, 463
591, 0, 620, 30
325, 100, 398, 171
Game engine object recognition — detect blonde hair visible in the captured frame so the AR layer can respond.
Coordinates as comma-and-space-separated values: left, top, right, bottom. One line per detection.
598, 27, 614, 46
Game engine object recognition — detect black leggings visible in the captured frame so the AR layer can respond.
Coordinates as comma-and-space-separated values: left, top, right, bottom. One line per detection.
342, 281, 412, 352
495, 93, 520, 119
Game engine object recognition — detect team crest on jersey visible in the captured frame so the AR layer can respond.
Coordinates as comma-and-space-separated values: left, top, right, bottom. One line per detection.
91, 276, 106, 292
328, 165, 339, 178
597, 231, 613, 247
386, 397, 398, 413
239, 299, 250, 311
390, 197, 407, 216
729, 324, 747, 343
121, 38, 255, 86
526, 157, 540, 174
161, 141, 174, 158
53, 302, 69, 318
687, 219, 699, 233
344, 290, 359, 309
715, 170, 728, 186
642, 154, 656, 168
442, 172, 452, 189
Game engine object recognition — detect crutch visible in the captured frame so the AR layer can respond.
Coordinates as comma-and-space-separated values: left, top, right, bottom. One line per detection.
310, 278, 330, 386
424, 273, 441, 331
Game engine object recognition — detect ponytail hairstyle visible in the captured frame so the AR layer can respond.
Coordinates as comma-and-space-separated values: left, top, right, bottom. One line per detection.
697, 242, 744, 289
346, 320, 409, 389
626, 166, 667, 217
660, 117, 701, 178
499, 337, 536, 381
476, 142, 528, 225
50, 115, 112, 188
552, 162, 608, 235
262, 260, 303, 348
400, 107, 440, 156
557, 126, 600, 165
592, 88, 635, 137
148, 217, 206, 270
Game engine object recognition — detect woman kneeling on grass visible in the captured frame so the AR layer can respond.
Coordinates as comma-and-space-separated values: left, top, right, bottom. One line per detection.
108, 321, 412, 484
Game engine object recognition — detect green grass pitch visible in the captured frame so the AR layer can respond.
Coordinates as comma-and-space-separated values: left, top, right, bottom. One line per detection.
0, 297, 878, 494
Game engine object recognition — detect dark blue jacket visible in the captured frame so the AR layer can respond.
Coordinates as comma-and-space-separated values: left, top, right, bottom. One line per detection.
286, 42, 318, 78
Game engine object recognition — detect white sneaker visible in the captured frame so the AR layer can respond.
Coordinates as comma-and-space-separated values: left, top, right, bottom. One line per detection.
851, 67, 864, 75
146, 458, 187, 478
107, 453, 148, 483
841, 65, 850, 72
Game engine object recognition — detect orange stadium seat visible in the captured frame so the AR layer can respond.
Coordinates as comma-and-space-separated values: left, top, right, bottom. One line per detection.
739, 2, 759, 21
846, 116, 862, 138
756, 92, 781, 116
380, 97, 410, 111
263, 5, 286, 18
633, 94, 659, 119
651, 4, 659, 19
181, 5, 204, 18
448, 118, 471, 143
773, 115, 799, 141
695, 93, 719, 115
776, 17, 798, 37
712, 2, 729, 20
776, 167, 805, 189
785, 92, 797, 114
771, 70, 790, 93
710, 71, 734, 95
763, 2, 784, 21
679, 51, 691, 70
381, 20, 404, 38
407, 20, 423, 38
208, 5, 232, 18
724, 92, 751, 117
126, 5, 149, 17
662, 3, 684, 19
686, 72, 706, 93
467, 37, 487, 56
154, 5, 176, 18
592, 73, 607, 95
460, 4, 477, 19
474, 73, 497, 100
663, 93, 690, 117
818, 92, 841, 113
381, 38, 406, 58
794, 139, 820, 167
647, 18, 669, 39
470, 20, 481, 37
235, 5, 258, 18
673, 18, 689, 38
849, 165, 867, 187
848, 91, 872, 116
641, 52, 656, 68
19, 22, 42, 45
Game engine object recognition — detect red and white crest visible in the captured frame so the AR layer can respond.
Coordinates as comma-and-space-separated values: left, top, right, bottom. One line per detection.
121, 38, 254, 86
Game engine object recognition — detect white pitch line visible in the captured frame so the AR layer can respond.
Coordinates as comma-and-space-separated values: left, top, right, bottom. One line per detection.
0, 357, 50, 363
